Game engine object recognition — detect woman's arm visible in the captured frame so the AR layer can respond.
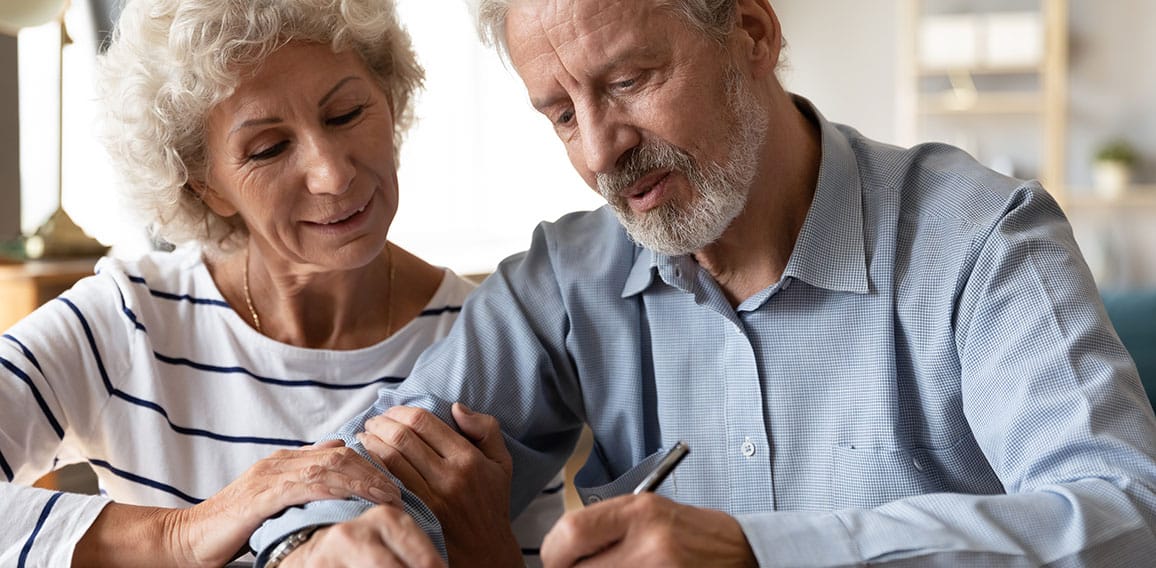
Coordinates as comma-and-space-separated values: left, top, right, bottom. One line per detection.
72, 441, 400, 566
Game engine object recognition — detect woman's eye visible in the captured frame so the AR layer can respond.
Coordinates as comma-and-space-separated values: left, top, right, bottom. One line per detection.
555, 109, 575, 126
248, 141, 288, 161
328, 106, 364, 126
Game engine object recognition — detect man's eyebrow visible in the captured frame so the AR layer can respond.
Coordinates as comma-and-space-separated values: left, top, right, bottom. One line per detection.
530, 47, 657, 113
531, 93, 569, 113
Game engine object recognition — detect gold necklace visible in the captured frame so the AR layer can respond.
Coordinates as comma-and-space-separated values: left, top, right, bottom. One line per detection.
242, 243, 395, 337
242, 247, 261, 333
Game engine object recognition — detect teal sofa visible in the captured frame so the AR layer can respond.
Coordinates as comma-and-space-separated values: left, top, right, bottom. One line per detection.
1101, 290, 1156, 411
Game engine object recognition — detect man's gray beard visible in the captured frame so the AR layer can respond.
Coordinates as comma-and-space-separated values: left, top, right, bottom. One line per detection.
596, 67, 769, 256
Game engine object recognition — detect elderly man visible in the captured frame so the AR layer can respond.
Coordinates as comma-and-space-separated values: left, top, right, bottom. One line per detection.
253, 0, 1156, 565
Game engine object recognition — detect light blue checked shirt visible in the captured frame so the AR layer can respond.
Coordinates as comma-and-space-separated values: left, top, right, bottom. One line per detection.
253, 107, 1156, 566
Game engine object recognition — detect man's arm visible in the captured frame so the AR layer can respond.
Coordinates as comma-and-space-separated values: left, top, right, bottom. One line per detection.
733, 185, 1156, 565
251, 225, 587, 562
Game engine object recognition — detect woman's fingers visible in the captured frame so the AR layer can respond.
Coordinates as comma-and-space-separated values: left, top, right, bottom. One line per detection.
179, 443, 399, 564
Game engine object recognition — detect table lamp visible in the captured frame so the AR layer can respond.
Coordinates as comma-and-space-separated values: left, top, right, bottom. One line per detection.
0, 0, 108, 260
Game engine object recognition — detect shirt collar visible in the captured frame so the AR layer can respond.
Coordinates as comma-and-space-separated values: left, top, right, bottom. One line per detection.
780, 96, 869, 294
621, 96, 869, 299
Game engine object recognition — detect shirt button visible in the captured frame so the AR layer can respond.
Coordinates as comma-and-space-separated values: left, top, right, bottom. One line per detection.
741, 438, 756, 458
586, 494, 602, 504
912, 457, 926, 472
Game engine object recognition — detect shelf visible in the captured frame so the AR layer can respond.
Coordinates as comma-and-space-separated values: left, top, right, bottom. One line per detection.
1064, 187, 1156, 209
917, 64, 1043, 77
917, 91, 1043, 115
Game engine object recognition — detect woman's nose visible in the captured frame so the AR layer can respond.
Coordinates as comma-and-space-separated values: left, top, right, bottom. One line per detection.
303, 135, 355, 195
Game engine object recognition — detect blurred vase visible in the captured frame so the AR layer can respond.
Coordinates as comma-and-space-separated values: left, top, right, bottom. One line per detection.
1093, 160, 1132, 200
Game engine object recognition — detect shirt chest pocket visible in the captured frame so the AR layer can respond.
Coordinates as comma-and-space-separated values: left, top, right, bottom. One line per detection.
830, 444, 951, 510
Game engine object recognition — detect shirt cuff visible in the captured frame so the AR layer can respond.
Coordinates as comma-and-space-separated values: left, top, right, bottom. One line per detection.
735, 511, 861, 567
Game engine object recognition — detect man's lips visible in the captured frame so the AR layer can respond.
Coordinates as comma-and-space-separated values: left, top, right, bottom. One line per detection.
622, 170, 672, 199
622, 170, 673, 213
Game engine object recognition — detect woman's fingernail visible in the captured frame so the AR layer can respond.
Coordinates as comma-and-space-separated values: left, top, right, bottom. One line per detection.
457, 402, 474, 415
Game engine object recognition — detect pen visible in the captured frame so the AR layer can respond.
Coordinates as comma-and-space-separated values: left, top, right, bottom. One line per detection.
632, 440, 690, 494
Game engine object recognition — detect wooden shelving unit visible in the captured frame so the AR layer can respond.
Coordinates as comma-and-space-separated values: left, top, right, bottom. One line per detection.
899, 0, 1069, 204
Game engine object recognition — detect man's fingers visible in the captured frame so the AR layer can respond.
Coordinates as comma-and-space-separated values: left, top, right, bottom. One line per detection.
379, 406, 475, 458
357, 431, 434, 502
542, 497, 632, 567
451, 403, 512, 469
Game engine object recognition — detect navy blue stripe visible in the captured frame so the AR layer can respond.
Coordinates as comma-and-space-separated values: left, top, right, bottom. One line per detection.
0, 449, 13, 481
3, 334, 44, 375
108, 386, 309, 447
541, 481, 565, 495
59, 298, 306, 448
18, 492, 63, 568
115, 287, 147, 332
419, 305, 462, 317
126, 274, 231, 308
154, 352, 406, 390
88, 460, 203, 505
58, 298, 116, 394
1, 356, 65, 440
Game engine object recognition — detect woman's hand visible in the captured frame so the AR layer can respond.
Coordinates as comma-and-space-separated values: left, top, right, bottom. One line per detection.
173, 439, 400, 565
357, 403, 521, 567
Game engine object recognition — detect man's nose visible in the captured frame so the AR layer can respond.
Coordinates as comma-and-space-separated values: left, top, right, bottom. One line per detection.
579, 106, 640, 175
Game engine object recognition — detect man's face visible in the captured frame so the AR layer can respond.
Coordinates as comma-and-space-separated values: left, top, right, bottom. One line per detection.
506, 0, 768, 255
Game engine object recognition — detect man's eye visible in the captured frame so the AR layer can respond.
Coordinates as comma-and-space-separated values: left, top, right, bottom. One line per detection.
612, 78, 637, 90
555, 109, 575, 126
248, 141, 288, 161
328, 106, 364, 126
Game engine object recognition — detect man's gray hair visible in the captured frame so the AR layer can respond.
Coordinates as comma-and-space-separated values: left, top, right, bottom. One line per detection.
475, 0, 739, 60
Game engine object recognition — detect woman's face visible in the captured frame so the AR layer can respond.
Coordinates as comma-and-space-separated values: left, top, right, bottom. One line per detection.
199, 42, 398, 270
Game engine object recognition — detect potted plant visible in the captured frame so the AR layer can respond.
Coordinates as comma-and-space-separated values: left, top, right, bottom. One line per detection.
1093, 139, 1138, 199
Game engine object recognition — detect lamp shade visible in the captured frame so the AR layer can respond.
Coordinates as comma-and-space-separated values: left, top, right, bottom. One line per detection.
0, 0, 68, 36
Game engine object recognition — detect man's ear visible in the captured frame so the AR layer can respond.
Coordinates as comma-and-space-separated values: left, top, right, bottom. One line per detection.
188, 178, 239, 218
733, 0, 782, 78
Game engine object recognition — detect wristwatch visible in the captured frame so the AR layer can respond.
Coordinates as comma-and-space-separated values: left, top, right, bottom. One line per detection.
263, 525, 322, 568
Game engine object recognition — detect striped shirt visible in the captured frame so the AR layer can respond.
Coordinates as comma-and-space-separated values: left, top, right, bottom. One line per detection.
255, 104, 1156, 565
0, 246, 562, 566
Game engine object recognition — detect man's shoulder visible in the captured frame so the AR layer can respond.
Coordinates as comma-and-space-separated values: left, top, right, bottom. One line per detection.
837, 124, 1055, 232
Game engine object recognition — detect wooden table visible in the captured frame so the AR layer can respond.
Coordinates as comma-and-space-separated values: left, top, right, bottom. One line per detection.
1, 258, 100, 490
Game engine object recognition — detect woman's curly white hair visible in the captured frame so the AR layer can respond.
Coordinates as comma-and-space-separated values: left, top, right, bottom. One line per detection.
98, 0, 424, 253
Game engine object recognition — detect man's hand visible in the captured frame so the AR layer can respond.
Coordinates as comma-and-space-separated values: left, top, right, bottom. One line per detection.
279, 505, 445, 568
541, 493, 757, 568
357, 403, 522, 567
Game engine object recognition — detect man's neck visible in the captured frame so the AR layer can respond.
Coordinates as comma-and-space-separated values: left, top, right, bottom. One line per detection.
694, 94, 821, 307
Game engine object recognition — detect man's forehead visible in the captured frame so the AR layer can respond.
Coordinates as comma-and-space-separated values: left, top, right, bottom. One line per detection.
506, 0, 656, 43
506, 0, 667, 67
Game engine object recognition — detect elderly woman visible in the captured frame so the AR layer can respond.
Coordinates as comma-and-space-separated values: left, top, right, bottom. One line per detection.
0, 0, 560, 565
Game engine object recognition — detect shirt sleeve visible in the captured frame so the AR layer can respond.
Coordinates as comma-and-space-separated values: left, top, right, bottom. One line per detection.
0, 273, 131, 565
736, 185, 1156, 565
251, 225, 586, 562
